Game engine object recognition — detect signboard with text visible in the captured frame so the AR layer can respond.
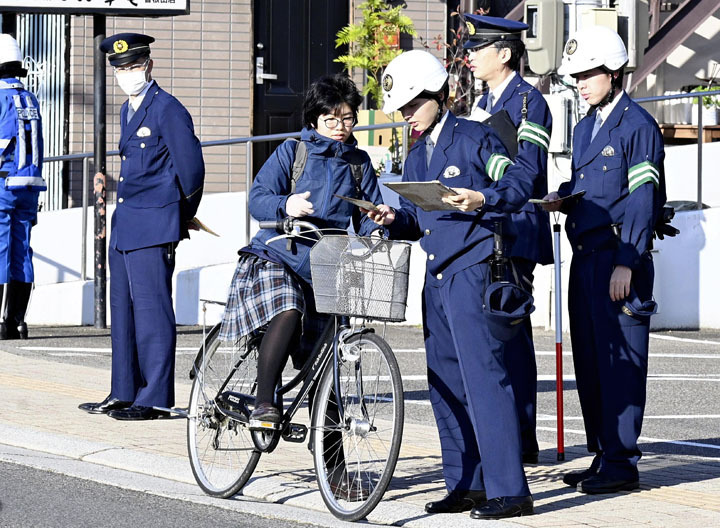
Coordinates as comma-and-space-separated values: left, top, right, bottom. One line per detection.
0, 0, 190, 17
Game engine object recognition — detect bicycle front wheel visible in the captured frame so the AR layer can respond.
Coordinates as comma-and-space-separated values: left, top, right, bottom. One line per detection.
312, 331, 404, 521
187, 324, 262, 497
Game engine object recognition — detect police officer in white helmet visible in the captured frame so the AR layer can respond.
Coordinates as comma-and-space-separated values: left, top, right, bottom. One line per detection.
367, 49, 536, 520
543, 26, 667, 494
0, 34, 45, 340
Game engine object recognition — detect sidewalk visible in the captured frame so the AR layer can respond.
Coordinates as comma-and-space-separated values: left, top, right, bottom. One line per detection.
1, 330, 720, 527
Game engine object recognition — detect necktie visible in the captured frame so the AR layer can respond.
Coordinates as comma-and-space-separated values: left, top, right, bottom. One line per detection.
127, 104, 135, 124
485, 92, 494, 113
590, 112, 603, 142
425, 139, 434, 168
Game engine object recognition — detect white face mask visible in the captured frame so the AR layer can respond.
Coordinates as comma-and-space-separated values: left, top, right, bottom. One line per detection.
115, 69, 148, 97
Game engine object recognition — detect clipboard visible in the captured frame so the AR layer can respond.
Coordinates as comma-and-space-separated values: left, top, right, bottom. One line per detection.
383, 180, 459, 212
334, 194, 380, 211
529, 190, 586, 204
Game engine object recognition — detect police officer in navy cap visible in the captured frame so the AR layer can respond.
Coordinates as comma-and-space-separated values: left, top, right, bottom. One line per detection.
463, 13, 554, 465
79, 33, 205, 420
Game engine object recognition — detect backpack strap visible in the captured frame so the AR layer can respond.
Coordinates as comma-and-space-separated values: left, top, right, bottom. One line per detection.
284, 138, 308, 194
350, 163, 363, 197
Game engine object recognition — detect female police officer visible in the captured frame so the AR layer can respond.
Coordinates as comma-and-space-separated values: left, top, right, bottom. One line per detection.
368, 50, 534, 520
543, 26, 666, 494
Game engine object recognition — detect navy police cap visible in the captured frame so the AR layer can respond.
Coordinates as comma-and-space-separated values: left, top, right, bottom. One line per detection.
463, 14, 528, 50
100, 33, 154, 67
483, 281, 535, 342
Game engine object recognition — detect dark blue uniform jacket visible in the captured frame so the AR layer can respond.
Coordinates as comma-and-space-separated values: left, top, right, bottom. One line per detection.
558, 92, 666, 269
479, 75, 554, 265
111, 81, 205, 251
388, 112, 517, 286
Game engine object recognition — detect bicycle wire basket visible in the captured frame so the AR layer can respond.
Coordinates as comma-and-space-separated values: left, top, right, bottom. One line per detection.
310, 235, 411, 322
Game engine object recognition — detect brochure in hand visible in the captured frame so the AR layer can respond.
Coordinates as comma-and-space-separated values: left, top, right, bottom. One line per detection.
333, 194, 380, 211
528, 190, 586, 204
383, 180, 459, 212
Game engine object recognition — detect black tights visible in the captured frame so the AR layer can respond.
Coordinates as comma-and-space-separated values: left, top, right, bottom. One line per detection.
258, 311, 346, 475
255, 309, 302, 406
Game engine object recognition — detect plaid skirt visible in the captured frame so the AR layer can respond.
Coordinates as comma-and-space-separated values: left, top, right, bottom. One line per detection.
218, 253, 329, 367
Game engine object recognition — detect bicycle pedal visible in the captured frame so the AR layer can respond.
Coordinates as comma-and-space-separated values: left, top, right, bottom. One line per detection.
249, 418, 281, 431
282, 423, 308, 443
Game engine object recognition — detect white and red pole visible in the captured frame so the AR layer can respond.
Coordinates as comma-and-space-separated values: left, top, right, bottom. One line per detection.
553, 220, 565, 461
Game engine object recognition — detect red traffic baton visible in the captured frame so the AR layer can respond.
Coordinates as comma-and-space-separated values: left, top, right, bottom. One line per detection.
553, 220, 565, 461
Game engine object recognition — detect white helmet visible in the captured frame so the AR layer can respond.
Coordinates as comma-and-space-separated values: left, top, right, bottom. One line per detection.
558, 25, 628, 76
381, 50, 448, 114
0, 34, 23, 66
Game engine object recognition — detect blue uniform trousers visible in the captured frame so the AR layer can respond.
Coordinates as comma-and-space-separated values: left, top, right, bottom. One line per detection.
505, 258, 539, 456
423, 261, 529, 499
0, 188, 39, 283
568, 249, 652, 481
109, 244, 177, 408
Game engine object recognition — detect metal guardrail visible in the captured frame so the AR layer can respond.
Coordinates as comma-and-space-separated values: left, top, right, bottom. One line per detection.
635, 89, 720, 211
43, 122, 410, 281
40, 89, 720, 281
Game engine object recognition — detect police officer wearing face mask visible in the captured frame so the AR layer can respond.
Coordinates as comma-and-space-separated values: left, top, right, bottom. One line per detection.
0, 34, 45, 341
79, 33, 205, 421
543, 26, 666, 494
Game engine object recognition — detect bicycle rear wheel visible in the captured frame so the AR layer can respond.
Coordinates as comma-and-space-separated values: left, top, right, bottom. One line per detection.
311, 331, 404, 521
187, 324, 262, 497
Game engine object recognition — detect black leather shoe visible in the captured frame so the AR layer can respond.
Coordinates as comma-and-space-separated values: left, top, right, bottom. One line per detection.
17, 322, 28, 339
523, 451, 539, 464
424, 489, 487, 514
0, 321, 18, 340
470, 495, 533, 520
78, 395, 133, 415
563, 467, 599, 487
578, 475, 639, 494
107, 405, 170, 421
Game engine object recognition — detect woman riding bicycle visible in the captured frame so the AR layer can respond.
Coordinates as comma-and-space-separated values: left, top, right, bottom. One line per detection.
218, 73, 386, 428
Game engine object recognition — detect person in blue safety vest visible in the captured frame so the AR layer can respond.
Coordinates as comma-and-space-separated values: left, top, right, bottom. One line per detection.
463, 13, 554, 466
79, 33, 205, 421
542, 25, 666, 494
367, 49, 536, 520
0, 34, 46, 341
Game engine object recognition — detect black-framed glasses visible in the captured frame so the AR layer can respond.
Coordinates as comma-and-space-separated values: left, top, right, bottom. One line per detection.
321, 116, 357, 129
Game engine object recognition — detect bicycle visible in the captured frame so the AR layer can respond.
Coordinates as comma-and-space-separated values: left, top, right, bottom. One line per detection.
186, 219, 411, 521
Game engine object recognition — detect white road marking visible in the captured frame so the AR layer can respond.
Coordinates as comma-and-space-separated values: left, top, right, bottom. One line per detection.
22, 346, 198, 356
537, 426, 720, 451
650, 333, 720, 346
538, 414, 720, 421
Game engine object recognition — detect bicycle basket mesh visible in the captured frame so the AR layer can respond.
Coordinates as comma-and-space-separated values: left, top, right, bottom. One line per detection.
310, 235, 411, 321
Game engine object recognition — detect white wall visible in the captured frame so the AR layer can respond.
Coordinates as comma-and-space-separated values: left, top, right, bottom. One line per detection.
25, 171, 720, 331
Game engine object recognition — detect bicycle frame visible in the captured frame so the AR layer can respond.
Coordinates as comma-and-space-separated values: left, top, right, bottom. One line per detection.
198, 314, 376, 443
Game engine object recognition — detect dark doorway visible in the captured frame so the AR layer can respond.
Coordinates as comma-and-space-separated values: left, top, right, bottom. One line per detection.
252, 0, 349, 176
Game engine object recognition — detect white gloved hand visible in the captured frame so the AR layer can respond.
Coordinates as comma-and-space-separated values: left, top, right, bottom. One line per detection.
286, 191, 314, 217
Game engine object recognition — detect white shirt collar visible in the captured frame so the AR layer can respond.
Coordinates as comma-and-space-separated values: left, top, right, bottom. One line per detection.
490, 71, 516, 104
596, 89, 624, 123
428, 110, 450, 147
129, 80, 155, 111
